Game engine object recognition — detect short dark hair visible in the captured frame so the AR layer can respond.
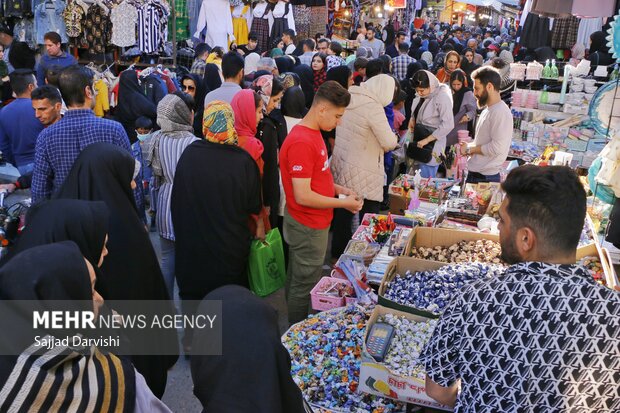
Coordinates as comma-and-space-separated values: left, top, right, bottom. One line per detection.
354, 57, 368, 70
211, 46, 224, 59
271, 76, 284, 97
398, 42, 409, 53
283, 29, 296, 39
329, 41, 343, 55
222, 52, 245, 79
43, 31, 61, 44
45, 65, 63, 87
9, 69, 35, 95
135, 116, 153, 130
501, 165, 586, 255
171, 90, 195, 112
471, 66, 501, 91
313, 80, 351, 108
365, 59, 384, 79
194, 42, 211, 58
31, 84, 62, 104
303, 39, 315, 51
317, 38, 330, 47
58, 65, 94, 107
248, 32, 258, 41
396, 31, 407, 38
411, 70, 430, 89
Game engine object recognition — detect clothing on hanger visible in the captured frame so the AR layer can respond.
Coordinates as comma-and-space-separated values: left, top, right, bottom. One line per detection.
195, 0, 235, 51
251, 1, 272, 53
572, 0, 615, 18
81, 4, 112, 54
577, 17, 604, 49
550, 16, 579, 50
231, 4, 251, 46
63, 0, 86, 41
269, 0, 294, 50
34, 0, 68, 45
169, 0, 189, 41
110, 1, 138, 47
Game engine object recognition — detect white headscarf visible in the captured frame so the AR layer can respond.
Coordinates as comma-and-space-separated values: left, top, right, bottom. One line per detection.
244, 53, 260, 74
421, 51, 433, 67
362, 74, 396, 107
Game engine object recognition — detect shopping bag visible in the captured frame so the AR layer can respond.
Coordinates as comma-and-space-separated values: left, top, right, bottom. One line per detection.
247, 228, 286, 297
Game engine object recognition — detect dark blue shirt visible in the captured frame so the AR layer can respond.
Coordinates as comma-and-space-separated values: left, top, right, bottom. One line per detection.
36, 52, 77, 86
0, 98, 45, 167
32, 109, 131, 202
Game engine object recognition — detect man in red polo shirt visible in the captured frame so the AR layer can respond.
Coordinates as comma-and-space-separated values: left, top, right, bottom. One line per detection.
280, 81, 363, 324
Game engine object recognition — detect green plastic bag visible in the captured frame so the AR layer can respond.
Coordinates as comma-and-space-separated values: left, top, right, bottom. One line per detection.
247, 228, 286, 297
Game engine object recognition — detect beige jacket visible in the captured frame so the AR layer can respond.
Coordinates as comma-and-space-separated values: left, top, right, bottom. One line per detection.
331, 75, 398, 202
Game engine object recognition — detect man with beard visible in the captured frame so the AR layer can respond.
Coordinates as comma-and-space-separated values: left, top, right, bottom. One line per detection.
420, 165, 620, 411
459, 66, 512, 183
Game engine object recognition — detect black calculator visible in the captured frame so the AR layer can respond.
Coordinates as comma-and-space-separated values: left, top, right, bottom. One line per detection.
366, 322, 395, 362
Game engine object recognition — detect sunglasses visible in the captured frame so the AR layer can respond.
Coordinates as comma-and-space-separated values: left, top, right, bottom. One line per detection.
182, 84, 196, 91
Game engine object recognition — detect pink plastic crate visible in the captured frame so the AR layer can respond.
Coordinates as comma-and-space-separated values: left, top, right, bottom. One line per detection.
310, 277, 354, 311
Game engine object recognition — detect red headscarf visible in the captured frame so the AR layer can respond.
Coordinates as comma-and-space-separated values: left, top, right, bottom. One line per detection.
230, 89, 264, 172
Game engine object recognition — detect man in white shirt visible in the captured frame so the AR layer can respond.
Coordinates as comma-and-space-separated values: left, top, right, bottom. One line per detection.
360, 29, 385, 59
299, 39, 316, 66
282, 29, 297, 55
460, 67, 513, 183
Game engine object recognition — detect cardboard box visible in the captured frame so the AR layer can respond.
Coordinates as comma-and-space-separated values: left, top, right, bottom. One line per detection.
359, 305, 452, 411
403, 227, 500, 258
378, 257, 447, 318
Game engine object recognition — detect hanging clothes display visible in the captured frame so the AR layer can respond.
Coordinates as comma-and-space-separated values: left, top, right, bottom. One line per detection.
309, 3, 326, 37
269, 0, 295, 49
34, 0, 68, 45
251, 1, 272, 54
195, 0, 235, 51
5, 0, 33, 17
519, 13, 551, 49
137, 0, 170, 54
293, 4, 310, 39
93, 78, 110, 117
532, 0, 573, 16
13, 18, 36, 49
110, 1, 138, 47
169, 0, 189, 41
572, 0, 615, 18
550, 16, 579, 49
63, 0, 85, 44
82, 4, 112, 54
232, 4, 251, 46
577, 17, 604, 48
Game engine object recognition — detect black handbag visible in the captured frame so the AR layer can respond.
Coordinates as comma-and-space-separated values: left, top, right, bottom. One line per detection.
406, 123, 436, 163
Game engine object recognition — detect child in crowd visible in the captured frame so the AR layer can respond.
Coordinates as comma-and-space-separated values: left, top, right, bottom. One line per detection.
393, 90, 408, 138
353, 57, 368, 86
134, 116, 154, 228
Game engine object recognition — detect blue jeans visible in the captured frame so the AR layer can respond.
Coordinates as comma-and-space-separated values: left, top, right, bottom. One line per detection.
159, 237, 175, 299
17, 162, 34, 176
467, 172, 501, 183
420, 164, 439, 178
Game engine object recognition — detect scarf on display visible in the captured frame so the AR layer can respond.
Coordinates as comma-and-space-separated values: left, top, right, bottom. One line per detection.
253, 74, 274, 107
0, 242, 136, 412
231, 90, 264, 169
203, 101, 238, 145
146, 94, 196, 184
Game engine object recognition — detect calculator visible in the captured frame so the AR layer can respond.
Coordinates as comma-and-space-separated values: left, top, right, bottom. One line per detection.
366, 322, 395, 362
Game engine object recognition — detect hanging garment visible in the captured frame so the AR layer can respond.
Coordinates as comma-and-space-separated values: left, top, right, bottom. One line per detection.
81, 4, 112, 54
111, 1, 138, 47
5, 0, 32, 17
232, 4, 250, 46
550, 16, 579, 49
577, 17, 604, 49
532, 0, 572, 16
94, 78, 110, 117
188, 0, 202, 40
251, 2, 272, 53
519, 13, 551, 49
137, 1, 163, 54
195, 0, 234, 51
169, 0, 189, 41
572, 0, 615, 18
63, 0, 84, 39
13, 18, 36, 49
293, 5, 310, 38
34, 0, 68, 44
269, 1, 294, 50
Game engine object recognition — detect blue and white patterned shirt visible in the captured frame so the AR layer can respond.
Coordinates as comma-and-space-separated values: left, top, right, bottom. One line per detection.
392, 54, 415, 82
420, 261, 620, 412
32, 109, 131, 203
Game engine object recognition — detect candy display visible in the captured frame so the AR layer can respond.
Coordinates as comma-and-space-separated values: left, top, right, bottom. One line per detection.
383, 263, 506, 315
409, 239, 504, 265
282, 306, 405, 412
342, 240, 381, 265
378, 314, 437, 379
368, 215, 397, 245
581, 256, 607, 286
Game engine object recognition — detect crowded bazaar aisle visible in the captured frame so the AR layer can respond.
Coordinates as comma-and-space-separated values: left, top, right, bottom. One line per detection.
0, 0, 618, 411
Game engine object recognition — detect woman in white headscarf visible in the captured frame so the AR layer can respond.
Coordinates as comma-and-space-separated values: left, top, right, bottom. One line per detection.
244, 52, 261, 80
330, 74, 399, 257
408, 70, 454, 178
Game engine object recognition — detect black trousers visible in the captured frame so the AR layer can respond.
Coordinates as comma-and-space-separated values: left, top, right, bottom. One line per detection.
330, 199, 381, 259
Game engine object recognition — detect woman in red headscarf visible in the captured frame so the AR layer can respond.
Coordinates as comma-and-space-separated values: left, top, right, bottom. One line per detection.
231, 89, 265, 174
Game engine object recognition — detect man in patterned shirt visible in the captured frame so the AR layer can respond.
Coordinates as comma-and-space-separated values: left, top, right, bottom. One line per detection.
421, 165, 620, 411
31, 65, 131, 202
190, 43, 211, 79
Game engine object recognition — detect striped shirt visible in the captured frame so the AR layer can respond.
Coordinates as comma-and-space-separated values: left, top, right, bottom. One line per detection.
137, 2, 160, 54
32, 109, 131, 203
155, 134, 198, 240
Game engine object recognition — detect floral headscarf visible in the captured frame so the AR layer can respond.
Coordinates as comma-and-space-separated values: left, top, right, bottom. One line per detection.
202, 101, 238, 145
278, 73, 299, 91
252, 75, 273, 107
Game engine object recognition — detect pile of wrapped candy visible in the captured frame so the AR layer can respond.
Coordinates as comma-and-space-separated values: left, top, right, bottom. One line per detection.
383, 263, 506, 314
282, 306, 405, 412
580, 256, 606, 286
409, 239, 503, 265
379, 313, 437, 379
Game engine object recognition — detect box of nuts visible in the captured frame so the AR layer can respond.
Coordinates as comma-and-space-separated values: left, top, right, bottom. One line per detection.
403, 227, 503, 265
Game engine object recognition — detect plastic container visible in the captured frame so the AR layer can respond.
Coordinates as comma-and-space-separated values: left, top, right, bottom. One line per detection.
310, 277, 355, 311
